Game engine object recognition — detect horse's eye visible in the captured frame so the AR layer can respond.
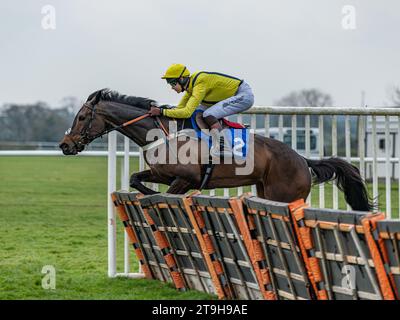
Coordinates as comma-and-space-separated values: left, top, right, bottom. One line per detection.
78, 115, 85, 121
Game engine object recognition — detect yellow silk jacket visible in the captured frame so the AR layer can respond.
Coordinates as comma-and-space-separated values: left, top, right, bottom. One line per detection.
163, 71, 243, 118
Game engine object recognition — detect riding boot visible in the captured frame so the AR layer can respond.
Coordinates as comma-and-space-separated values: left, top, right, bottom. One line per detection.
203, 115, 233, 158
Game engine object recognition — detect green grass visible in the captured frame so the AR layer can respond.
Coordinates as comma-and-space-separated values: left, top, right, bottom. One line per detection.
0, 156, 398, 300
0, 156, 214, 300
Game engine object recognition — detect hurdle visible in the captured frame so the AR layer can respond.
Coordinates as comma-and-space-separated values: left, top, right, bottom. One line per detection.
139, 193, 218, 295
112, 191, 156, 280
239, 196, 315, 300
363, 218, 399, 299
184, 194, 264, 300
291, 206, 387, 300
375, 220, 400, 298
111, 189, 400, 300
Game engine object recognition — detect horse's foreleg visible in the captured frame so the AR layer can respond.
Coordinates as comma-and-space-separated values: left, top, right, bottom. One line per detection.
129, 170, 165, 195
166, 178, 193, 194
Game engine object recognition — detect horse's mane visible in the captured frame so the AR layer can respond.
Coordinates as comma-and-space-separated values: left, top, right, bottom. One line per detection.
87, 88, 155, 110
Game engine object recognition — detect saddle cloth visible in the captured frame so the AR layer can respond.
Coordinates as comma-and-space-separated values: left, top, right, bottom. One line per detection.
190, 109, 250, 158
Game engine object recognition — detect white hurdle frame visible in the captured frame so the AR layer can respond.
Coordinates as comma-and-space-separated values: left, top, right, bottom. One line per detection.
107, 132, 144, 278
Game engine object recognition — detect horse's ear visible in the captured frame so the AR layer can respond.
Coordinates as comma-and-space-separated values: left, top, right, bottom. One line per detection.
86, 91, 97, 102
86, 89, 104, 105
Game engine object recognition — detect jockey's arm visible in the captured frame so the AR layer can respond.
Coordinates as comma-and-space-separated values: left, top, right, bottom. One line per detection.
175, 92, 190, 109
163, 82, 206, 118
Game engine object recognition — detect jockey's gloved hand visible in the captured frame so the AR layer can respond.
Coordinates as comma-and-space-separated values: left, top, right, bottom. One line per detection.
148, 103, 176, 116
148, 106, 162, 117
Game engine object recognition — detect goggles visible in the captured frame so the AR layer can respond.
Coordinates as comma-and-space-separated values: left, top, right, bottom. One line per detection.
166, 78, 179, 87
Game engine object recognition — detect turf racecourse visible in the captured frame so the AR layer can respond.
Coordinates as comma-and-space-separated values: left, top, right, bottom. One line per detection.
0, 156, 398, 300
0, 156, 214, 300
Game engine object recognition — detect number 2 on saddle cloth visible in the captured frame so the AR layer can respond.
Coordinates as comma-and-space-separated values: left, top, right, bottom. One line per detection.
190, 109, 250, 159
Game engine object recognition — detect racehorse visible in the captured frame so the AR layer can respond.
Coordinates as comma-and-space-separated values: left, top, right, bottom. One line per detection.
59, 89, 374, 211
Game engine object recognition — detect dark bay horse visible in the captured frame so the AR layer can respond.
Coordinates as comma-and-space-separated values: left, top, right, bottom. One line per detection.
59, 89, 373, 211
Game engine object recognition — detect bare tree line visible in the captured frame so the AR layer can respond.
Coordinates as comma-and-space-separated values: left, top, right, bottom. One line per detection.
1, 88, 399, 144
0, 101, 76, 142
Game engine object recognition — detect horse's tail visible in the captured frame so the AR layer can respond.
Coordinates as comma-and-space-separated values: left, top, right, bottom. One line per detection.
304, 157, 375, 211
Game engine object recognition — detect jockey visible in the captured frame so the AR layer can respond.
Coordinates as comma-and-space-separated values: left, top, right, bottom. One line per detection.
148, 63, 254, 157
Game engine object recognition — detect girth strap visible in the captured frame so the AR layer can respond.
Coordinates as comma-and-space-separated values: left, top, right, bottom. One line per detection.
199, 161, 214, 191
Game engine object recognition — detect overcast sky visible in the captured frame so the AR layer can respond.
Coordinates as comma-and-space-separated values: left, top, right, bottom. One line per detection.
1, 0, 399, 108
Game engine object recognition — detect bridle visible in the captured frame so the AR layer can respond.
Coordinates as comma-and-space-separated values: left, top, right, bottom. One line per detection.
70, 103, 167, 148
80, 103, 99, 143
66, 103, 111, 151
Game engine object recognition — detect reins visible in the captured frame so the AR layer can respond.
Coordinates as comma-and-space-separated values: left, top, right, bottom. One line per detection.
91, 114, 151, 140
81, 103, 153, 141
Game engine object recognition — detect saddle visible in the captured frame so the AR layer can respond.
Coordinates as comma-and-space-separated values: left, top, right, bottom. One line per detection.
194, 111, 246, 130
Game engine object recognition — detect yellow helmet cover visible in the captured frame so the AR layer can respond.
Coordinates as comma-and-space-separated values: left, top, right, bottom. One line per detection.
161, 64, 190, 79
